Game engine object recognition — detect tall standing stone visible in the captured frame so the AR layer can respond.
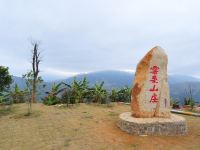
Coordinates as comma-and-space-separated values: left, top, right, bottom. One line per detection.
131, 46, 171, 118
118, 46, 187, 136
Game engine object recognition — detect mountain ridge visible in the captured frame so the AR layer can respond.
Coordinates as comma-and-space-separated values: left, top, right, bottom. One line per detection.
11, 70, 200, 102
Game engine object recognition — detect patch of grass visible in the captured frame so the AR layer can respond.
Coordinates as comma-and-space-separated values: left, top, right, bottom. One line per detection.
55, 104, 78, 109
101, 103, 114, 108
64, 138, 72, 147
82, 115, 93, 119
130, 143, 140, 150
73, 128, 79, 132
108, 111, 119, 116
0, 105, 16, 117
106, 103, 114, 108
11, 110, 41, 119
89, 103, 114, 108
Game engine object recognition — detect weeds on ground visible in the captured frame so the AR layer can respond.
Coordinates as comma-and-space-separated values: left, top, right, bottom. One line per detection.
0, 105, 15, 117
11, 109, 41, 119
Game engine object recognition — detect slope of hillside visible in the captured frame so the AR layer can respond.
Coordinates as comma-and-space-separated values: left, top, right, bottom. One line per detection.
170, 82, 200, 102
11, 76, 26, 88
168, 75, 199, 84
63, 70, 134, 89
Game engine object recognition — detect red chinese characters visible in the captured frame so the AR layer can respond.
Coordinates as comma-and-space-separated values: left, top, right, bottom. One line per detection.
149, 66, 159, 103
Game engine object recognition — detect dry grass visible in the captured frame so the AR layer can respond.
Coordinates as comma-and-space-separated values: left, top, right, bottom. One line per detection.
0, 103, 200, 150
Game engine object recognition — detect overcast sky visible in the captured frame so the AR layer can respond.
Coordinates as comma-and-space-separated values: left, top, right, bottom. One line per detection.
0, 0, 200, 81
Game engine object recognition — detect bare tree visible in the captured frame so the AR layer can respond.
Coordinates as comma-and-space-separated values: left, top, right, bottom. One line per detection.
31, 42, 41, 103
22, 41, 43, 115
184, 84, 195, 110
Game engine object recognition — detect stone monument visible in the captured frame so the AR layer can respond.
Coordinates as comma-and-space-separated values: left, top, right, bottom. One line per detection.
118, 46, 187, 136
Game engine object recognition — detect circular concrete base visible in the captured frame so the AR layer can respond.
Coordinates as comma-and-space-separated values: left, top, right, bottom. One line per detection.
117, 112, 187, 136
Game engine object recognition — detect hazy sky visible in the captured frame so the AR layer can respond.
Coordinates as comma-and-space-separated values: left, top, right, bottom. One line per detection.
0, 0, 200, 81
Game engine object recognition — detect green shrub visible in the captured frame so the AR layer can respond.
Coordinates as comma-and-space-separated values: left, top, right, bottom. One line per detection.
0, 92, 12, 105
43, 96, 58, 105
170, 98, 180, 109
43, 82, 68, 105
10, 84, 26, 104
111, 86, 131, 103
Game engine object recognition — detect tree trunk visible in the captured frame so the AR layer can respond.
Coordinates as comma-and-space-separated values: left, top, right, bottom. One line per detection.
32, 79, 36, 103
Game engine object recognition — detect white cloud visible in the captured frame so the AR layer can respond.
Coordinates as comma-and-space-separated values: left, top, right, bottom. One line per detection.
192, 74, 200, 80
43, 68, 80, 77
0, 0, 200, 80
41, 67, 88, 81
120, 69, 135, 73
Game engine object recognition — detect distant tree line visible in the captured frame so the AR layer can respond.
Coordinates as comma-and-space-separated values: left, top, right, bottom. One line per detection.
0, 68, 132, 106
43, 77, 131, 106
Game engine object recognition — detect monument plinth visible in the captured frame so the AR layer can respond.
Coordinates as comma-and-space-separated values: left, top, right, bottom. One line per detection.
118, 46, 187, 136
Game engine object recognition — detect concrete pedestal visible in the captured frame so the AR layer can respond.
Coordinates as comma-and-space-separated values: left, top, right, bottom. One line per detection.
117, 112, 187, 136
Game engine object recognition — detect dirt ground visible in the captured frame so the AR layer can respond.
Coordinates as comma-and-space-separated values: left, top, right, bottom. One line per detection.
0, 103, 199, 150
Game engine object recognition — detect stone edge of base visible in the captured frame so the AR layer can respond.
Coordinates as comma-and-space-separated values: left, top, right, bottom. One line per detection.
117, 112, 188, 136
